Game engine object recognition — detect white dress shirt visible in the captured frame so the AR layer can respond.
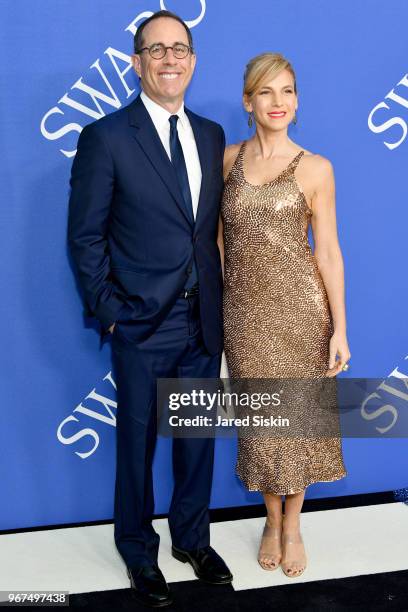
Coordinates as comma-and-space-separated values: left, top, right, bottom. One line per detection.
140, 90, 202, 220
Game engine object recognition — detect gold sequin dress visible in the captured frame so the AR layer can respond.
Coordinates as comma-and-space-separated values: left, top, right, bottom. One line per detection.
221, 141, 347, 494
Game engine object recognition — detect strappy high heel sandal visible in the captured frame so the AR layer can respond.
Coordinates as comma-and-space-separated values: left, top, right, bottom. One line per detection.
281, 530, 307, 577
257, 520, 282, 571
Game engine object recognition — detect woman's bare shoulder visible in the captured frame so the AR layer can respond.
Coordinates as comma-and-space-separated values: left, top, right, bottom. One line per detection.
299, 149, 334, 180
223, 142, 243, 179
224, 142, 243, 163
301, 149, 333, 169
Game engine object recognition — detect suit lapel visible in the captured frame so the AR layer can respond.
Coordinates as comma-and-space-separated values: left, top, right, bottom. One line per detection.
128, 95, 193, 227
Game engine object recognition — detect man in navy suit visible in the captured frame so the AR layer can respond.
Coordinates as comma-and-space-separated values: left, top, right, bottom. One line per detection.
68, 10, 232, 608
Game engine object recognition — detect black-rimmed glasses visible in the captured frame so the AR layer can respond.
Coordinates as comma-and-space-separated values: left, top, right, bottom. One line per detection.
135, 42, 193, 60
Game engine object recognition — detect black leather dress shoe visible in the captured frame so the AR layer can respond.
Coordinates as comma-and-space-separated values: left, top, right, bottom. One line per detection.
127, 564, 173, 608
172, 545, 233, 584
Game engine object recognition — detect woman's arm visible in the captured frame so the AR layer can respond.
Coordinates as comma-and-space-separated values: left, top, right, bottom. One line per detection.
218, 144, 242, 281
217, 214, 224, 280
310, 156, 351, 377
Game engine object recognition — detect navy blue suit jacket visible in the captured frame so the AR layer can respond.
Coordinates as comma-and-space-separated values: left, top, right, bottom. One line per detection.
67, 94, 225, 355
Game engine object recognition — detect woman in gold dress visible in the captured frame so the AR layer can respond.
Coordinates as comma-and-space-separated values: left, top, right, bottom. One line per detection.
218, 53, 351, 577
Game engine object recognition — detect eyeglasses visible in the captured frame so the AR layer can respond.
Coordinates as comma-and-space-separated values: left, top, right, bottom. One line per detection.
136, 42, 193, 60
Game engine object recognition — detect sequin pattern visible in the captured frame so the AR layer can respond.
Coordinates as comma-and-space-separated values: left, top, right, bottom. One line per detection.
221, 141, 347, 494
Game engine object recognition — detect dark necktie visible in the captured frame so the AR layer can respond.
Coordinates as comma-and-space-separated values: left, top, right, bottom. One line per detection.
169, 114, 198, 289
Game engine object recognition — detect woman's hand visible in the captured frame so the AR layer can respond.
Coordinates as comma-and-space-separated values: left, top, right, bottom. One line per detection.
326, 331, 351, 377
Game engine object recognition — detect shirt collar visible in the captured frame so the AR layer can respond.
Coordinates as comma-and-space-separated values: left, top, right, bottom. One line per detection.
140, 90, 188, 131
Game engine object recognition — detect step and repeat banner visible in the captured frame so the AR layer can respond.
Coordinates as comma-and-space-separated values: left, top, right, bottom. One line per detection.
1, 0, 407, 530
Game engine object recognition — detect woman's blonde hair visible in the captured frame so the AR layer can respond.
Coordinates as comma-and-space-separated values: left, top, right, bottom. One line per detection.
243, 52, 297, 99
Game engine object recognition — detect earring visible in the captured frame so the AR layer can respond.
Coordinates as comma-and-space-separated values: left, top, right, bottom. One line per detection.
248, 112, 253, 127
292, 111, 297, 125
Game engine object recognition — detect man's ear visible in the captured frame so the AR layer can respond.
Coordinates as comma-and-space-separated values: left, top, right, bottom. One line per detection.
132, 53, 142, 78
191, 52, 197, 72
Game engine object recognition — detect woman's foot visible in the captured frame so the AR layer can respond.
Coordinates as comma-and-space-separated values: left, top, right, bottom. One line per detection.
257, 517, 282, 570
281, 518, 307, 577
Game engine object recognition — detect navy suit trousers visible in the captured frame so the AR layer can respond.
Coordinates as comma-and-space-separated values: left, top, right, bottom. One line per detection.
111, 293, 221, 569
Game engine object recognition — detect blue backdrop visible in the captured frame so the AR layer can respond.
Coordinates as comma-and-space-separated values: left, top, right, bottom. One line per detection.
1, 0, 407, 530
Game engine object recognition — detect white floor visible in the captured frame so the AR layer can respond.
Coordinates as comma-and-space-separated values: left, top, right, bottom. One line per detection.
0, 502, 407, 600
